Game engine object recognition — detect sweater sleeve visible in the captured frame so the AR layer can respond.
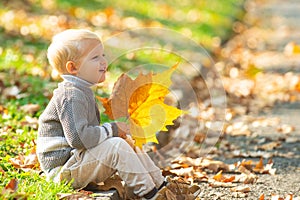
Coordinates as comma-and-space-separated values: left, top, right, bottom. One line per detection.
58, 89, 111, 149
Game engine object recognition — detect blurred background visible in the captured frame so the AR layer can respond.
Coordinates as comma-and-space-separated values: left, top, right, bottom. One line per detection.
0, 0, 244, 76
0, 1, 245, 197
0, 0, 244, 112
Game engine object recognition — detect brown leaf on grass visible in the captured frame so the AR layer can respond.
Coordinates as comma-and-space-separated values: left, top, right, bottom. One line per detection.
4, 179, 18, 192
9, 147, 39, 170
3, 86, 20, 99
0, 166, 5, 175
0, 105, 6, 114
2, 179, 28, 199
21, 116, 39, 129
20, 104, 40, 114
1, 178, 28, 199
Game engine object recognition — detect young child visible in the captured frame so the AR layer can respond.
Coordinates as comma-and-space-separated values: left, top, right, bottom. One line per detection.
36, 29, 167, 199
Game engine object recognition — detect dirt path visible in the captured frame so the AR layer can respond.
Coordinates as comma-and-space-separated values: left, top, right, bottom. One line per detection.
203, 0, 300, 199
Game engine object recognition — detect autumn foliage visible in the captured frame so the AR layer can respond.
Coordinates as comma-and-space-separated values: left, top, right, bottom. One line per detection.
99, 63, 185, 147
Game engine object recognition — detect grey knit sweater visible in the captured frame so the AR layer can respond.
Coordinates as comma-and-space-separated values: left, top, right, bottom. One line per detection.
37, 75, 117, 171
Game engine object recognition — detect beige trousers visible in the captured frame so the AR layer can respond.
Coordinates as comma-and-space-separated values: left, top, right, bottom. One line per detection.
49, 137, 164, 197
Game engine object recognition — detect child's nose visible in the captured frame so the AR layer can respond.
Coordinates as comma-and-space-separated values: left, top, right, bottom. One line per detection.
100, 60, 108, 69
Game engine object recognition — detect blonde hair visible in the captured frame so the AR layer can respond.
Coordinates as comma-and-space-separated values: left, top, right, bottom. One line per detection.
47, 29, 101, 74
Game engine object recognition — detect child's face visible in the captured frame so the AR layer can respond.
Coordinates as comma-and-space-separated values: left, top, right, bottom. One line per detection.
76, 39, 108, 84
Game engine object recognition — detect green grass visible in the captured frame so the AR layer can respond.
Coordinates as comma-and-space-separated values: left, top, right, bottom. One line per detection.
0, 0, 244, 198
0, 117, 74, 199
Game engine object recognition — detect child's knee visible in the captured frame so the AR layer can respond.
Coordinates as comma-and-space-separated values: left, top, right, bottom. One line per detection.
108, 137, 134, 152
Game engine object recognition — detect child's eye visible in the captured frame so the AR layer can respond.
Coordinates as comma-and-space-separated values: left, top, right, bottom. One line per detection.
92, 56, 99, 59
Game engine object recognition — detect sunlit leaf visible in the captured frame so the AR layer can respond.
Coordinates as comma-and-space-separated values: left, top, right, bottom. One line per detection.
100, 63, 186, 147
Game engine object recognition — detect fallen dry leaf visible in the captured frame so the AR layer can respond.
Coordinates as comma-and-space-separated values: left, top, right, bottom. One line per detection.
231, 192, 248, 198
96, 175, 125, 199
9, 147, 39, 170
170, 167, 193, 177
20, 104, 40, 114
1, 178, 27, 199
165, 188, 177, 200
237, 165, 258, 184
3, 86, 20, 99
230, 185, 250, 193
193, 171, 209, 182
277, 124, 295, 134
4, 179, 18, 192
225, 121, 251, 136
213, 170, 235, 183
253, 157, 264, 172
164, 177, 201, 200
199, 158, 230, 172
253, 158, 276, 175
21, 116, 39, 129
259, 194, 265, 200
271, 194, 291, 200
236, 159, 253, 171
223, 77, 255, 97
0, 166, 5, 175
285, 137, 299, 143
231, 150, 274, 158
258, 141, 281, 151
209, 181, 237, 188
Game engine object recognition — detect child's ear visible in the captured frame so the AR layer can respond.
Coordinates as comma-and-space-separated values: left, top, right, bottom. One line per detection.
66, 61, 78, 75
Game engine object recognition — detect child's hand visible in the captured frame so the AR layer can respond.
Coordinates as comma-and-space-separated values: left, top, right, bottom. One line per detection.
115, 122, 130, 139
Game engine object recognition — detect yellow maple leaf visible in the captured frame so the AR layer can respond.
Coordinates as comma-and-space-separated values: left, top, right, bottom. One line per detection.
100, 63, 186, 148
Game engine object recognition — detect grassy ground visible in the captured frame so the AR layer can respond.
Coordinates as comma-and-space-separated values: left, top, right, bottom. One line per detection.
0, 0, 244, 199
